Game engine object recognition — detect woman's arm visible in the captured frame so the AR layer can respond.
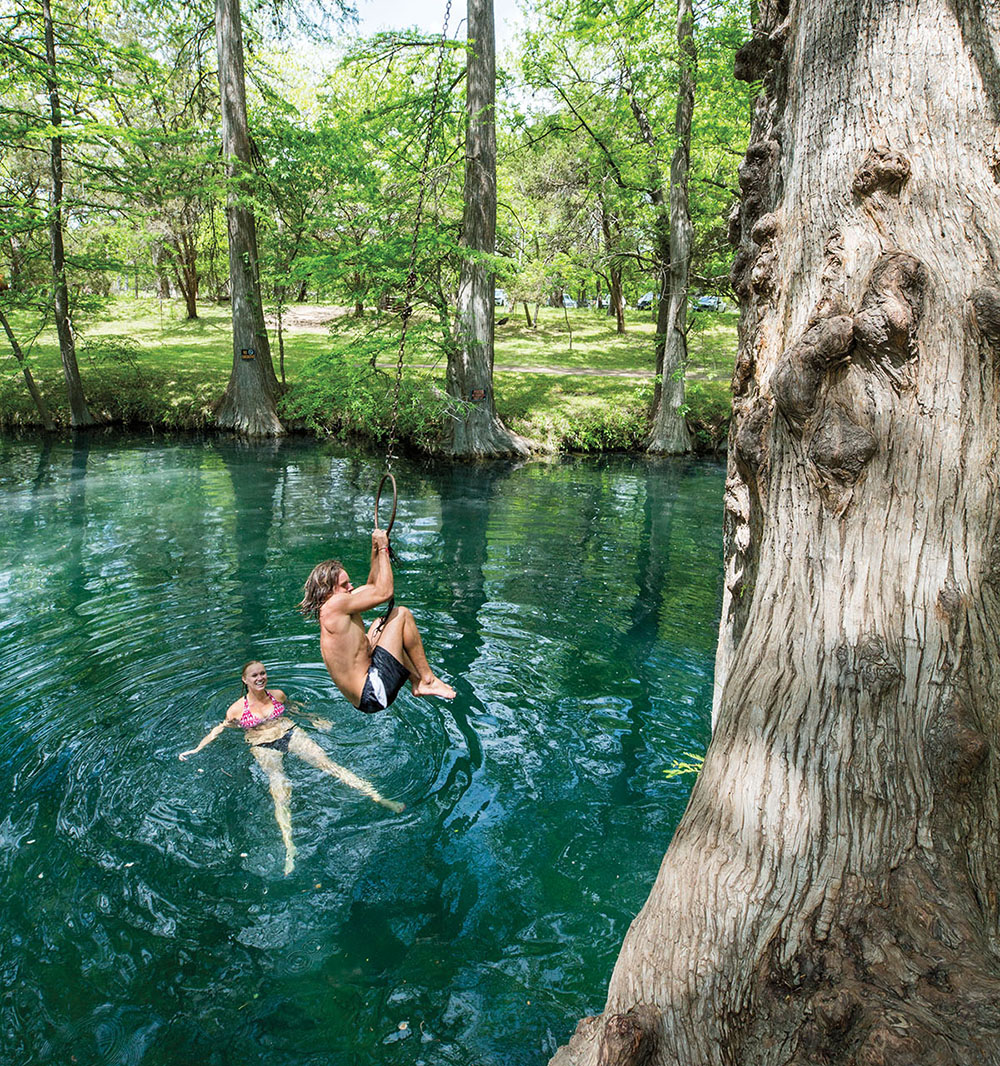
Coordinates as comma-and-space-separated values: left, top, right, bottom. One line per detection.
179, 720, 229, 760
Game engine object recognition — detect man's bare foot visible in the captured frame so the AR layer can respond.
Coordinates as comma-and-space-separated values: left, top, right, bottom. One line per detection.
411, 675, 456, 699
378, 798, 406, 814
284, 846, 296, 876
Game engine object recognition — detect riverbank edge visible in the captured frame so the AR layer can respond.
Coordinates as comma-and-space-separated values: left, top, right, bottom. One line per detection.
0, 407, 731, 456
0, 376, 732, 456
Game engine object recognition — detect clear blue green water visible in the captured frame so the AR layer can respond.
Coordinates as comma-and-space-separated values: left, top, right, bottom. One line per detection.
0, 435, 723, 1066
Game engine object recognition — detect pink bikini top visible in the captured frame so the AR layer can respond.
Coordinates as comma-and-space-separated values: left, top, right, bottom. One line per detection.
240, 692, 285, 730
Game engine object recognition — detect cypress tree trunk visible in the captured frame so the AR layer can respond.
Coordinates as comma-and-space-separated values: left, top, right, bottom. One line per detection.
447, 0, 529, 457
213, 0, 283, 437
42, 0, 93, 428
622, 59, 689, 455
551, 1, 1000, 1063
166, 210, 200, 320
648, 0, 694, 455
598, 193, 627, 335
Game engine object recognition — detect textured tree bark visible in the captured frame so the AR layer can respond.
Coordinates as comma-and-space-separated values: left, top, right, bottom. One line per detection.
551, 1, 1000, 1063
42, 0, 93, 428
448, 0, 530, 457
213, 0, 283, 437
648, 0, 695, 456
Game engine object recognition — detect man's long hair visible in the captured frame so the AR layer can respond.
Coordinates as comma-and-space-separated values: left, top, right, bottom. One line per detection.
299, 559, 344, 619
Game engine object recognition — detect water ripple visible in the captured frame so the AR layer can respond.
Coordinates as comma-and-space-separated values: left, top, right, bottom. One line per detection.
0, 438, 722, 1066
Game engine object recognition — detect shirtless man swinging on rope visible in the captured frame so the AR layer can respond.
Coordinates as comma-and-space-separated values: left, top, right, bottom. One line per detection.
300, 529, 455, 713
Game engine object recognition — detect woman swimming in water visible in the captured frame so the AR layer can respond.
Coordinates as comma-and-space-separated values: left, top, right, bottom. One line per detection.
179, 660, 403, 874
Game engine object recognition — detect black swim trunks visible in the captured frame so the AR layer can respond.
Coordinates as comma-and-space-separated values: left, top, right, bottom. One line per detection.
357, 646, 410, 714
256, 727, 294, 753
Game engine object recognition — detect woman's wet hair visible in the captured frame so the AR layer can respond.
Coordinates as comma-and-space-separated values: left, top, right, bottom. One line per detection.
299, 560, 345, 618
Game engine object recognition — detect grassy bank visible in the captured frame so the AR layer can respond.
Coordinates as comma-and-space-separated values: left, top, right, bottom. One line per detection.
0, 297, 735, 452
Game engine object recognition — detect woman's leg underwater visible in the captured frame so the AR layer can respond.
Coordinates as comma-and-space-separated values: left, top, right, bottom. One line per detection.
287, 729, 404, 813
251, 745, 297, 875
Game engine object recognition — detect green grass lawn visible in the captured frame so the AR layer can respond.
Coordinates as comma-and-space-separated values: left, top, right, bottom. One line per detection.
0, 296, 736, 451
494, 304, 738, 382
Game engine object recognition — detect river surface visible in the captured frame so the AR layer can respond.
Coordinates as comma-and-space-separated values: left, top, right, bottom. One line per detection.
0, 435, 724, 1066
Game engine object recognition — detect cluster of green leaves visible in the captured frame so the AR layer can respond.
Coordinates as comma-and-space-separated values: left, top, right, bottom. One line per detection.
278, 319, 457, 451
663, 752, 706, 779
503, 0, 753, 310
682, 379, 731, 452
1, 0, 752, 443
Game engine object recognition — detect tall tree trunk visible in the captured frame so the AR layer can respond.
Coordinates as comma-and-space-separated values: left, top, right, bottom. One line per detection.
6, 236, 26, 292
597, 194, 627, 334
0, 309, 55, 430
165, 215, 200, 319
447, 0, 529, 457
275, 286, 286, 387
622, 62, 688, 453
42, 0, 93, 428
150, 241, 172, 299
648, 0, 695, 455
213, 0, 283, 436
551, 1, 1000, 1064
609, 268, 625, 334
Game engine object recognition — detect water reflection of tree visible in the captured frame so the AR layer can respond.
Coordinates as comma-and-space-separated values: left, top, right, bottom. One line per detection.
607, 459, 680, 804
422, 461, 523, 788
65, 434, 91, 614
213, 438, 286, 648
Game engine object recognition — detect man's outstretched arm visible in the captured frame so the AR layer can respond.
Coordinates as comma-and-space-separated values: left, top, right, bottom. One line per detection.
326, 529, 393, 620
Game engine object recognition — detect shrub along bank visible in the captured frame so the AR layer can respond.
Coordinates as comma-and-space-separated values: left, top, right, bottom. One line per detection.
0, 299, 735, 453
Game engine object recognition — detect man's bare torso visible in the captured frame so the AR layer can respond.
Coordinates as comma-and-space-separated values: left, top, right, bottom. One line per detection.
319, 601, 373, 707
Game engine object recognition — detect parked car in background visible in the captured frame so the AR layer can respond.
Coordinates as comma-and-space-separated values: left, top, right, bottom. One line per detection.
561, 295, 578, 308
637, 291, 657, 311
692, 294, 723, 312
494, 288, 509, 307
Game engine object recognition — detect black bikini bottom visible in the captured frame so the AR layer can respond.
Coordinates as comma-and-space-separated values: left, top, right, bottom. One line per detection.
256, 727, 294, 753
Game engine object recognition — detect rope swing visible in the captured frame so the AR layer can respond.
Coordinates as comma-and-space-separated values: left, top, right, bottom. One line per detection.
382, 0, 454, 475
374, 471, 397, 537
372, 1, 452, 625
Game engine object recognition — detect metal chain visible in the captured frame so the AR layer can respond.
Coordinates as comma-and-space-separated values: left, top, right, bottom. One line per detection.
384, 0, 454, 470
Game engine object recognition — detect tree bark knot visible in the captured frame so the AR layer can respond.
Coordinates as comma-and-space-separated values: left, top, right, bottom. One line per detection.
734, 395, 773, 483
852, 149, 911, 198
835, 634, 901, 697
730, 141, 781, 298
970, 286, 1000, 360
928, 695, 988, 793
595, 1004, 660, 1066
771, 314, 854, 433
733, 16, 790, 83
747, 212, 781, 298
853, 253, 927, 386
807, 406, 877, 487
